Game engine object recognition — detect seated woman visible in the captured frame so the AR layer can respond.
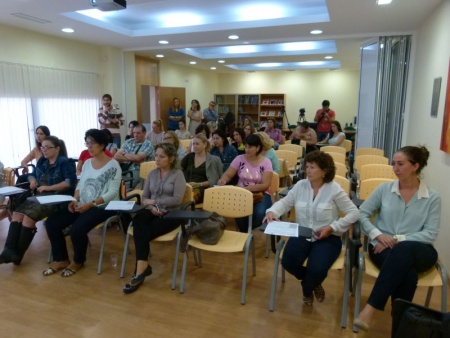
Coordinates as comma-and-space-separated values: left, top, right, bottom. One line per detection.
210, 130, 238, 172
243, 123, 255, 138
264, 150, 359, 306
43, 129, 122, 277
354, 146, 440, 331
163, 130, 186, 161
19, 125, 50, 174
255, 132, 280, 174
231, 127, 246, 155
175, 119, 191, 140
242, 116, 254, 128
123, 143, 186, 294
0, 136, 77, 265
218, 134, 273, 233
146, 119, 165, 146
181, 133, 222, 203
186, 124, 210, 154
317, 121, 345, 147
76, 137, 113, 176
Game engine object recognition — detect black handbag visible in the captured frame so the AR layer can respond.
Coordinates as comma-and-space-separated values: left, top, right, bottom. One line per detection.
185, 212, 227, 245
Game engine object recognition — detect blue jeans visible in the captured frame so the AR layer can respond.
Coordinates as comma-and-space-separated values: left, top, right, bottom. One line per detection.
235, 193, 272, 233
282, 235, 342, 296
367, 241, 438, 310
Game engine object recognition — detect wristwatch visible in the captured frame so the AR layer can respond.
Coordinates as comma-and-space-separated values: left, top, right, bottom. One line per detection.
92, 200, 97, 207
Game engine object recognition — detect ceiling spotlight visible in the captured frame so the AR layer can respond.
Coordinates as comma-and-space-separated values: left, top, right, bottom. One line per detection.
190, 61, 197, 65
156, 54, 164, 58
159, 40, 169, 44
324, 56, 333, 59
61, 28, 74, 33
310, 30, 323, 35
376, 0, 392, 5
228, 35, 239, 40
210, 67, 217, 70
218, 60, 225, 63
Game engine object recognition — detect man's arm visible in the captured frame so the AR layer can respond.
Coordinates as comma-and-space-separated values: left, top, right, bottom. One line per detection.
313, 110, 322, 122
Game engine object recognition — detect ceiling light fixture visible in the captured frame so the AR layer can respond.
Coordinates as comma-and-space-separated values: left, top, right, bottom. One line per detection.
310, 30, 323, 35
218, 60, 225, 63
324, 56, 333, 59
210, 67, 217, 70
62, 28, 74, 33
228, 35, 239, 40
156, 54, 164, 58
159, 40, 169, 44
190, 61, 197, 64
376, 0, 392, 5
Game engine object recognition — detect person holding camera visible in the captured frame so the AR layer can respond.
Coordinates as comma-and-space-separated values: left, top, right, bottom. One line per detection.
98, 93, 124, 148
314, 100, 336, 142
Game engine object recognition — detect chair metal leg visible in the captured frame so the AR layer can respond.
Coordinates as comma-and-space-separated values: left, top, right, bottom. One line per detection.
425, 287, 433, 308
97, 216, 117, 275
197, 249, 203, 268
251, 238, 256, 276
120, 232, 130, 278
437, 261, 448, 312
171, 231, 182, 290
353, 253, 365, 332
179, 251, 189, 294
269, 239, 285, 312
341, 249, 351, 328
241, 234, 253, 305
265, 235, 270, 258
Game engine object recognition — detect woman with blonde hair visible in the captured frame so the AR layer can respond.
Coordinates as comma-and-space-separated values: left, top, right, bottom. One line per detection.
168, 97, 185, 131
255, 132, 280, 174
146, 119, 165, 146
163, 130, 186, 160
181, 133, 222, 203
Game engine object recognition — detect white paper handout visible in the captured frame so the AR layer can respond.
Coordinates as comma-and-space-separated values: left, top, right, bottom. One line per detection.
0, 186, 26, 195
35, 195, 77, 204
264, 221, 300, 237
105, 200, 135, 211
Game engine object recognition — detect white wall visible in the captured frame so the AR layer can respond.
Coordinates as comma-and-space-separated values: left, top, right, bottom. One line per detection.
405, 0, 450, 267
217, 70, 360, 127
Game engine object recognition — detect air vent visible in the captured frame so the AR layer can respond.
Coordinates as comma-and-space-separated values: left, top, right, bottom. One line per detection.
11, 13, 51, 24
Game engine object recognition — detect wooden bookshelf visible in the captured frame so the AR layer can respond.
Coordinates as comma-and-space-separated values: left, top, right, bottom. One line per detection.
259, 94, 286, 129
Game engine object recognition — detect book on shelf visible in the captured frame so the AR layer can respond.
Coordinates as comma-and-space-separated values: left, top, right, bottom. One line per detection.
250, 96, 259, 104
216, 97, 222, 104
270, 100, 277, 105
268, 111, 276, 116
277, 111, 283, 117
262, 99, 269, 105
278, 99, 284, 105
260, 111, 267, 116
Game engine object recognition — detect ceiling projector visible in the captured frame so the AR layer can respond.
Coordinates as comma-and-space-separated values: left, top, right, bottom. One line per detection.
90, 0, 126, 11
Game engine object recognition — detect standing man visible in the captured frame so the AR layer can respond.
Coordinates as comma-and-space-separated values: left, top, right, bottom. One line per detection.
114, 124, 154, 188
98, 94, 124, 147
314, 100, 336, 142
203, 101, 218, 123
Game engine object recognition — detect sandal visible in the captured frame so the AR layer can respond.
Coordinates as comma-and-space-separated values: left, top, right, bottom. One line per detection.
313, 284, 325, 302
61, 263, 83, 277
43, 262, 69, 276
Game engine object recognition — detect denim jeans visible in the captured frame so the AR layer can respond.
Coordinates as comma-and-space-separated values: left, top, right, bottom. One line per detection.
235, 193, 272, 233
282, 235, 342, 296
367, 241, 438, 310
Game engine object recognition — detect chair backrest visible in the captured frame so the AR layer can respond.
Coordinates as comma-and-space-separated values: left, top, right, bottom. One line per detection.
354, 155, 389, 172
3, 168, 15, 186
278, 144, 303, 159
275, 150, 298, 170
180, 139, 191, 151
356, 147, 384, 157
268, 172, 280, 202
284, 139, 291, 144
359, 178, 394, 200
202, 186, 253, 219
300, 140, 307, 149
326, 151, 346, 165
334, 175, 351, 196
343, 140, 352, 153
182, 183, 194, 204
120, 179, 127, 199
335, 162, 348, 178
360, 164, 396, 181
139, 161, 157, 180
320, 145, 346, 155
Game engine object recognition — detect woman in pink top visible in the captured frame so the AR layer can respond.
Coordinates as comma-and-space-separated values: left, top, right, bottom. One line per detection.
218, 134, 273, 232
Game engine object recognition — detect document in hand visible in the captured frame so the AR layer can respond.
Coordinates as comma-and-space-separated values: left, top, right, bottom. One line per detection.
105, 200, 135, 211
35, 195, 77, 204
0, 186, 26, 195
264, 221, 313, 238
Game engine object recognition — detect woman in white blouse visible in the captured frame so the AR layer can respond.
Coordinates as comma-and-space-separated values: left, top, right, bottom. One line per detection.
264, 150, 359, 306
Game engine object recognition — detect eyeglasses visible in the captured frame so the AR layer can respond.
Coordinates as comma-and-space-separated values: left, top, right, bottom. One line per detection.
40, 146, 55, 150
84, 141, 98, 147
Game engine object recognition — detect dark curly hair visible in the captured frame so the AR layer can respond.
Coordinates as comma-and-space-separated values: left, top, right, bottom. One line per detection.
85, 128, 109, 151
304, 150, 336, 183
397, 145, 430, 175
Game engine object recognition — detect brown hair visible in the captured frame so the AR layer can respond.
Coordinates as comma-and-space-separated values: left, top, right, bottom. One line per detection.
304, 150, 336, 183
163, 130, 180, 149
397, 145, 430, 175
154, 143, 180, 169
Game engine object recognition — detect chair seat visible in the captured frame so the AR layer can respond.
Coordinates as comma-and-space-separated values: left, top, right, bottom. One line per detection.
188, 230, 249, 253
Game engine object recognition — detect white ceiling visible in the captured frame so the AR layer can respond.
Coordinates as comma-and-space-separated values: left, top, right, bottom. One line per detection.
0, 0, 442, 72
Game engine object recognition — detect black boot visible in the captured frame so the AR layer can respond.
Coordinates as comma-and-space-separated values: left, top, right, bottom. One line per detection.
11, 226, 37, 265
0, 221, 22, 264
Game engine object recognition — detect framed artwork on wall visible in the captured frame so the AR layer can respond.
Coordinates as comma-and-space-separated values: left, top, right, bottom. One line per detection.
440, 61, 450, 154
430, 77, 442, 117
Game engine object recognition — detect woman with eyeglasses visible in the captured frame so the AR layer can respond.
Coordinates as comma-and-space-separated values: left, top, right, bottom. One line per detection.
123, 143, 186, 294
0, 136, 77, 266
43, 129, 122, 277
76, 132, 114, 176
163, 130, 186, 160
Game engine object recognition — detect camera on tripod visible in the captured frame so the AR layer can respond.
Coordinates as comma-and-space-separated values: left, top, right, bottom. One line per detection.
298, 108, 306, 123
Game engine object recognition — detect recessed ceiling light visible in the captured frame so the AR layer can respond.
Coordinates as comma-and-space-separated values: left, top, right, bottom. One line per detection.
324, 56, 333, 59
310, 30, 323, 35
62, 28, 74, 33
210, 67, 217, 70
243, 41, 249, 44
156, 54, 164, 58
159, 40, 169, 44
218, 60, 225, 63
190, 61, 197, 65
376, 0, 392, 5
228, 35, 239, 40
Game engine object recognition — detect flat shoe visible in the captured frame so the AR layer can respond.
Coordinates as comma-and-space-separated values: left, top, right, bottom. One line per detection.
353, 319, 370, 331
123, 283, 141, 294
130, 265, 152, 286
313, 284, 325, 302
303, 294, 314, 306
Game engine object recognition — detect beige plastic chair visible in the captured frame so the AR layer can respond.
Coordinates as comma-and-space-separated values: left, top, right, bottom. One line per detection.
300, 140, 307, 149
354, 155, 388, 174
335, 162, 348, 178
3, 168, 16, 186
284, 139, 291, 144
279, 144, 303, 159
326, 151, 346, 165
120, 184, 193, 288
355, 147, 384, 157
359, 164, 396, 182
343, 140, 352, 153
320, 145, 346, 155
179, 139, 191, 152
353, 177, 447, 331
178, 186, 255, 304
275, 150, 298, 174
127, 161, 157, 197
